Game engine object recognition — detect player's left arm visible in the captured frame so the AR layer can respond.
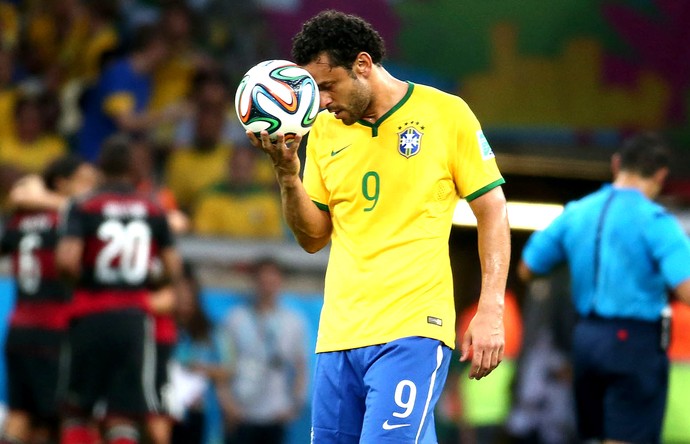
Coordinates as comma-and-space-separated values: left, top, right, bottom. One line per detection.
7, 174, 67, 211
461, 185, 510, 380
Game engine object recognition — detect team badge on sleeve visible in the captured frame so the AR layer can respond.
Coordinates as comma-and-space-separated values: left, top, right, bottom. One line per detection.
477, 130, 495, 160
397, 124, 423, 158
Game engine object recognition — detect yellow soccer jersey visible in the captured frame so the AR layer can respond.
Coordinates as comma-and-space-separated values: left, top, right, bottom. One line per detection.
303, 82, 504, 353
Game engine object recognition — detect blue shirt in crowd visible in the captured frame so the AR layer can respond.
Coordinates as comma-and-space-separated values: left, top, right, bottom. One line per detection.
522, 184, 690, 321
77, 58, 152, 162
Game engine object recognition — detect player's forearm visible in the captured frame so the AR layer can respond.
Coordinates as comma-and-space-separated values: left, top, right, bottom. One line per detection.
278, 174, 332, 253
473, 191, 511, 313
476, 232, 510, 314
8, 175, 67, 211
9, 191, 66, 211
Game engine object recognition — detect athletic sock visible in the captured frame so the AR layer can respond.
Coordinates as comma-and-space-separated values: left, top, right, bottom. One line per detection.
61, 419, 99, 444
104, 424, 139, 444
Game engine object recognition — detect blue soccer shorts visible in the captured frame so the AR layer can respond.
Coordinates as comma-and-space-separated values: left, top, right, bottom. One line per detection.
311, 336, 452, 444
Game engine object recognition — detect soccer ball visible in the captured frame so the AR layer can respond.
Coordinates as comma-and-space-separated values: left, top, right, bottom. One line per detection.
235, 59, 320, 141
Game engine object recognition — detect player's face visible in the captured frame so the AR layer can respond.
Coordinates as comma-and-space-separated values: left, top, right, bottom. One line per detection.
305, 56, 372, 126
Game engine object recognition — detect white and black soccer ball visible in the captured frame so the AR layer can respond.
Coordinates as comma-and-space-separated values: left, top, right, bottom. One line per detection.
234, 59, 320, 141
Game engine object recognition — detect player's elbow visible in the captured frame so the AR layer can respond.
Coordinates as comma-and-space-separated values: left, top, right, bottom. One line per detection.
298, 236, 329, 254
291, 218, 331, 253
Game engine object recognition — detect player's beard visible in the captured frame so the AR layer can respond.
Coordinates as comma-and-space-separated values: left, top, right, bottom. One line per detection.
337, 78, 371, 125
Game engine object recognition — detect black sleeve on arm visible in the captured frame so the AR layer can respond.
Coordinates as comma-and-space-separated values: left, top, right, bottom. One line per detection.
152, 212, 174, 250
59, 200, 85, 238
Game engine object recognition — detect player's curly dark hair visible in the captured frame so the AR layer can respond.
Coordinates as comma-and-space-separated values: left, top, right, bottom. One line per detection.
291, 10, 386, 69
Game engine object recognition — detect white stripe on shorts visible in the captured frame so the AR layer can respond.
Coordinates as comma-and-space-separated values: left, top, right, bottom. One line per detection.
414, 344, 443, 444
142, 315, 159, 413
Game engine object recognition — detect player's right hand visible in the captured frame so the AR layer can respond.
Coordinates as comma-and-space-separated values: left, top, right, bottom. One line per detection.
248, 130, 303, 180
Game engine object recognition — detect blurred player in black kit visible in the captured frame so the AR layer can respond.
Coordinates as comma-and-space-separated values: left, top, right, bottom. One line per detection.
56, 135, 183, 444
0, 155, 98, 444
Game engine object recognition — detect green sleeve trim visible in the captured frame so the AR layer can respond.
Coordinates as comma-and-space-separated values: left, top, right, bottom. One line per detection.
313, 200, 330, 212
465, 178, 505, 202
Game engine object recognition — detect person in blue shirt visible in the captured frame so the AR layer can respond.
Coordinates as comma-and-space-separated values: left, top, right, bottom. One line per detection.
77, 25, 184, 162
518, 133, 690, 444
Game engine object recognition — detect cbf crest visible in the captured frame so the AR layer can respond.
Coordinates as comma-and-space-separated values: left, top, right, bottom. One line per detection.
397, 122, 423, 158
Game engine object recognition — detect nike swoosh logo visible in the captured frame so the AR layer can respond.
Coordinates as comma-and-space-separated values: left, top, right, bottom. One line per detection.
382, 420, 411, 430
330, 144, 351, 156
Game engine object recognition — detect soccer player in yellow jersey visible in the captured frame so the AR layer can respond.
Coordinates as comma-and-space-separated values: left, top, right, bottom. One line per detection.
247, 10, 511, 443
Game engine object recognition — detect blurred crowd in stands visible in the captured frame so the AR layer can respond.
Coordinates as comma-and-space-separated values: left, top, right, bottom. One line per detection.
0, 2, 310, 443
0, 0, 286, 240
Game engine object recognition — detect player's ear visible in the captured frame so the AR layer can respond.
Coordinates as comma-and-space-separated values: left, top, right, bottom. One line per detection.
353, 52, 373, 77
